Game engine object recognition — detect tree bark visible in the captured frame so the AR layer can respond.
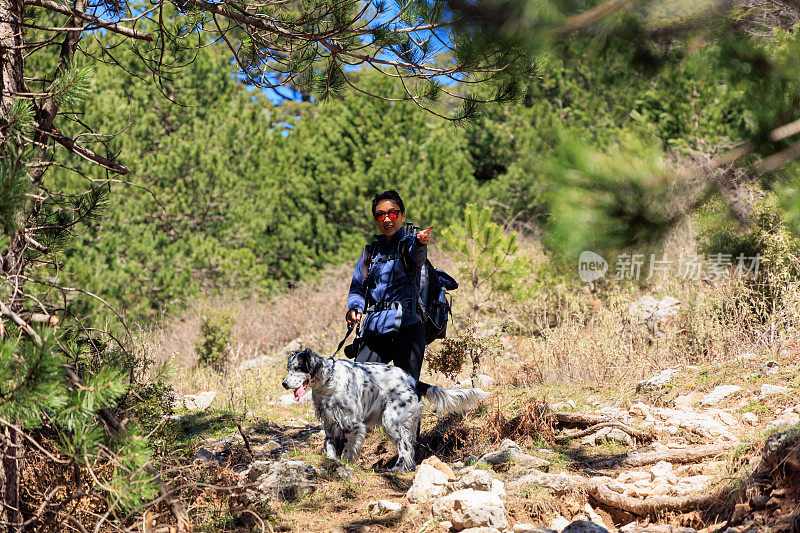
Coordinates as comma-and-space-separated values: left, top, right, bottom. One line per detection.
0, 428, 21, 533
590, 443, 734, 470
0, 0, 25, 147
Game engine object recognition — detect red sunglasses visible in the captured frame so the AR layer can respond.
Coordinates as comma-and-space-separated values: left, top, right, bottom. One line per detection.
374, 209, 401, 221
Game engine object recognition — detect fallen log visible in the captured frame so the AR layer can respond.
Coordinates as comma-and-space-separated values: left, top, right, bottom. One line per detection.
590, 443, 734, 470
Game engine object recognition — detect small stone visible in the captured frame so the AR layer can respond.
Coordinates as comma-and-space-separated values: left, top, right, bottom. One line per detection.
673, 393, 703, 409
367, 500, 402, 514
760, 360, 780, 375
193, 447, 215, 463
491, 478, 505, 497
480, 439, 550, 471
731, 502, 750, 523
399, 503, 420, 523
448, 468, 494, 492
473, 374, 496, 388
618, 471, 651, 483
637, 368, 680, 393
436, 522, 453, 531
459, 528, 501, 533
424, 455, 456, 481
513, 524, 557, 533
406, 464, 449, 503
629, 402, 652, 418
650, 484, 672, 496
701, 386, 742, 407
550, 515, 570, 532
760, 384, 790, 399
183, 391, 217, 411
562, 520, 610, 533
431, 489, 508, 531
650, 461, 673, 479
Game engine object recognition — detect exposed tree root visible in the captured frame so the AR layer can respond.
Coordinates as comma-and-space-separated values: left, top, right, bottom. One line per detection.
512, 470, 717, 518
589, 443, 734, 469
555, 421, 654, 443
550, 412, 655, 442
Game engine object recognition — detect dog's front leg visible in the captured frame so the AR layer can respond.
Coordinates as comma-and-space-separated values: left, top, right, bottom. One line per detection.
340, 423, 366, 463
322, 421, 341, 459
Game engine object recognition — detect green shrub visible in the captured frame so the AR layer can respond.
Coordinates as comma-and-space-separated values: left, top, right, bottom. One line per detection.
195, 309, 235, 368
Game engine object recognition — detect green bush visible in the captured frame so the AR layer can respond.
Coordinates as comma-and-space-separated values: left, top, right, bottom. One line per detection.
195, 309, 235, 368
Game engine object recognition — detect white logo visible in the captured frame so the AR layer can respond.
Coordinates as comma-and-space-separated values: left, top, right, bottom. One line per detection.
578, 251, 607, 283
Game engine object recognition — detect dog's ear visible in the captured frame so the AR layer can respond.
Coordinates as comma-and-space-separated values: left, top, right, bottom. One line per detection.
294, 349, 322, 378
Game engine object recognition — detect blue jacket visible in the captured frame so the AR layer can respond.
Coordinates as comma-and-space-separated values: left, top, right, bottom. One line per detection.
348, 228, 427, 336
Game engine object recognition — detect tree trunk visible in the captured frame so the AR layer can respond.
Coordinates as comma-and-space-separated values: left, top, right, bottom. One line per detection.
0, 0, 25, 148
0, 428, 22, 533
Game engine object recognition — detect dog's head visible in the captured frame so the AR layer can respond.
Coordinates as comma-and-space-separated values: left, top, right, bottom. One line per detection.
282, 348, 323, 402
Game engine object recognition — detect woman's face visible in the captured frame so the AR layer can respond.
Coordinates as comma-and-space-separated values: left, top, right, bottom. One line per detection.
373, 199, 406, 239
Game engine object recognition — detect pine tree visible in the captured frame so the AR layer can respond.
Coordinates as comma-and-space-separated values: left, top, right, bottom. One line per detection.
441, 204, 530, 322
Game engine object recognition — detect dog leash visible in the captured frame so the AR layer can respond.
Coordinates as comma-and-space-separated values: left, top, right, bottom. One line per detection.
331, 321, 359, 359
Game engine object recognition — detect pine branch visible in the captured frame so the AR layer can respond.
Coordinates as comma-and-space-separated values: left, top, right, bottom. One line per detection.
44, 127, 130, 175
25, 0, 155, 41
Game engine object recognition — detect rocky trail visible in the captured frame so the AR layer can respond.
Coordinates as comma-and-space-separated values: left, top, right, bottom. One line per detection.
156, 350, 800, 533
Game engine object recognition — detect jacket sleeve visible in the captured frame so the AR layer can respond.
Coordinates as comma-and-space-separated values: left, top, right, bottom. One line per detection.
406, 232, 427, 269
347, 246, 367, 311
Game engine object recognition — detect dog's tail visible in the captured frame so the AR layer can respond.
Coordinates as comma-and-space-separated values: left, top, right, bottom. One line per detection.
416, 382, 490, 415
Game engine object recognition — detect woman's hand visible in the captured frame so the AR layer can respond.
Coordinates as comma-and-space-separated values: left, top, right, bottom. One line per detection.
417, 226, 433, 245
346, 308, 362, 325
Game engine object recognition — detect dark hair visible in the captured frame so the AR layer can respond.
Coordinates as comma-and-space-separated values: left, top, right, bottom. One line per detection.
371, 190, 405, 216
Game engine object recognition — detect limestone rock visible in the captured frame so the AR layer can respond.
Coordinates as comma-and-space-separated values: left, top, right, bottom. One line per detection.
459, 528, 502, 533
241, 460, 318, 502
650, 461, 673, 479
448, 468, 494, 492
636, 368, 680, 393
628, 295, 681, 335
550, 515, 570, 532
473, 374, 496, 388
618, 471, 651, 483
673, 393, 703, 409
480, 439, 550, 471
183, 391, 216, 411
367, 500, 402, 514
629, 402, 652, 418
431, 489, 508, 531
701, 386, 742, 407
562, 520, 609, 533
424, 455, 456, 481
742, 412, 758, 425
759, 384, 790, 399
406, 463, 449, 503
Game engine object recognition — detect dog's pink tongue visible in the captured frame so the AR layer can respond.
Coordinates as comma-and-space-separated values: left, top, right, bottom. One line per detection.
294, 380, 308, 402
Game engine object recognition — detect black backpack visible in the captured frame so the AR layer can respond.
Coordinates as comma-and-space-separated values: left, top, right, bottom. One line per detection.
365, 223, 458, 344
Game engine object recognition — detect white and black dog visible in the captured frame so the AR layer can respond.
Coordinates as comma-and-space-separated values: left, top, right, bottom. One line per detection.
282, 349, 489, 472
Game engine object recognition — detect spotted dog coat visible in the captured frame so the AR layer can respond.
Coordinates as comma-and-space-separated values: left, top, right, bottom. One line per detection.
282, 349, 489, 472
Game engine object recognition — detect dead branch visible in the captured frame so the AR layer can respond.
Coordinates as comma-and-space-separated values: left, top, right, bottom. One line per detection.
25, 0, 154, 41
550, 412, 614, 426
555, 421, 655, 443
46, 127, 130, 175
0, 299, 42, 345
589, 443, 735, 470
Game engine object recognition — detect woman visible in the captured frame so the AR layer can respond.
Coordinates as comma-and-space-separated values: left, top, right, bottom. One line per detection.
346, 190, 432, 380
